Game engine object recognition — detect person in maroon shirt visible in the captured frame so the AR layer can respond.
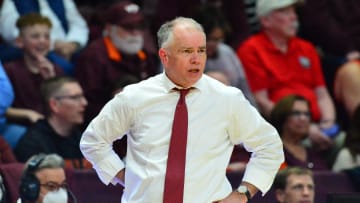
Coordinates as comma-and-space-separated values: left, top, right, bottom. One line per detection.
75, 1, 159, 125
4, 13, 63, 126
270, 95, 329, 170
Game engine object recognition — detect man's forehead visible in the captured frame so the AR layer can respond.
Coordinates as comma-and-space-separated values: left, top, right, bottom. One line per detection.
287, 174, 314, 185
174, 34, 206, 48
36, 168, 65, 181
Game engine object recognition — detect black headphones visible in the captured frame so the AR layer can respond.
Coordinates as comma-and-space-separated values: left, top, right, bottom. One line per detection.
19, 155, 46, 202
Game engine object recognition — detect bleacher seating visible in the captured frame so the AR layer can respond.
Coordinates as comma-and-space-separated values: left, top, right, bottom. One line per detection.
0, 163, 356, 203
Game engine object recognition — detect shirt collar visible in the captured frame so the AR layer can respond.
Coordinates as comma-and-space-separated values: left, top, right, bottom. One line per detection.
160, 72, 205, 93
260, 31, 299, 54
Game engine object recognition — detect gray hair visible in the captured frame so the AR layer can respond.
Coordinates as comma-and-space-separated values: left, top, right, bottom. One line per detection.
24, 153, 64, 173
157, 17, 204, 49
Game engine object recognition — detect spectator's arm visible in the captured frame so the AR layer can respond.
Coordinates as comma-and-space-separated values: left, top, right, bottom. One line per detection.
334, 61, 360, 116
62, 0, 89, 48
0, 63, 14, 115
253, 89, 274, 118
6, 107, 44, 124
315, 86, 336, 129
0, 0, 20, 44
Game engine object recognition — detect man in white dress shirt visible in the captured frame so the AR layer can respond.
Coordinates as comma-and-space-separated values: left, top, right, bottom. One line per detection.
80, 17, 284, 203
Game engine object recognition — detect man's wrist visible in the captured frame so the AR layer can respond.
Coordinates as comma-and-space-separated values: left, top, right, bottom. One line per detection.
237, 185, 251, 201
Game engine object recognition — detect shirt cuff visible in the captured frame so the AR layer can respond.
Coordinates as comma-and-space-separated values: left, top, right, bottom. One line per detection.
242, 163, 279, 195
92, 152, 125, 185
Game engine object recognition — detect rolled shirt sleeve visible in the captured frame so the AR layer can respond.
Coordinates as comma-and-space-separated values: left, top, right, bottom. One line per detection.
228, 90, 284, 194
80, 94, 132, 185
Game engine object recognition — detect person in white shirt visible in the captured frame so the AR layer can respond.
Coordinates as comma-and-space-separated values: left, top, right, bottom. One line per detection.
0, 0, 88, 73
80, 16, 284, 203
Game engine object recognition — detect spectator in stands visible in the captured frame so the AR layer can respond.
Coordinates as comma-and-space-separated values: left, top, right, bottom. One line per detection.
0, 0, 88, 75
237, 0, 338, 150
17, 153, 72, 203
75, 1, 159, 125
332, 105, 360, 172
334, 60, 360, 118
298, 1, 360, 88
270, 95, 329, 170
273, 166, 315, 203
15, 77, 90, 169
194, 4, 257, 107
0, 60, 26, 148
4, 13, 63, 127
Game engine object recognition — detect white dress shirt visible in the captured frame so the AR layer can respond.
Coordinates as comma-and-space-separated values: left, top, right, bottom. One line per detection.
0, 0, 89, 48
80, 73, 284, 203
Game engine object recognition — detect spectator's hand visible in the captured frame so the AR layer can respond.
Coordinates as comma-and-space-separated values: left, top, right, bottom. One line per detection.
54, 41, 79, 60
213, 191, 248, 203
319, 119, 335, 130
346, 50, 360, 61
309, 123, 333, 150
35, 54, 55, 79
25, 110, 44, 123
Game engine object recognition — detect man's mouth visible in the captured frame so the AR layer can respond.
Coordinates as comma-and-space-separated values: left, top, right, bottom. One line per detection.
188, 69, 200, 73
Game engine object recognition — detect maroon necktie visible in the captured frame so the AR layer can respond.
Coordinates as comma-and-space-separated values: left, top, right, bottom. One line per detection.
163, 89, 190, 203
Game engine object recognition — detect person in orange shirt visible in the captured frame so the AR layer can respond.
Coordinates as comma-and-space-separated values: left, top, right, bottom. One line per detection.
75, 1, 159, 125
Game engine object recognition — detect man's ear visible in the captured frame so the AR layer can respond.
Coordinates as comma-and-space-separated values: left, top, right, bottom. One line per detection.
260, 15, 273, 30
158, 48, 168, 63
14, 36, 24, 48
275, 189, 285, 203
49, 98, 59, 114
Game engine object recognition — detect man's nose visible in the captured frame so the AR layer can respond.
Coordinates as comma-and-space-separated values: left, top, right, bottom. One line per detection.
189, 52, 204, 64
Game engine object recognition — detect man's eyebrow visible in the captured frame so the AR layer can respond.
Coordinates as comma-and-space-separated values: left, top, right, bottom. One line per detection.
178, 46, 206, 49
178, 46, 192, 49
